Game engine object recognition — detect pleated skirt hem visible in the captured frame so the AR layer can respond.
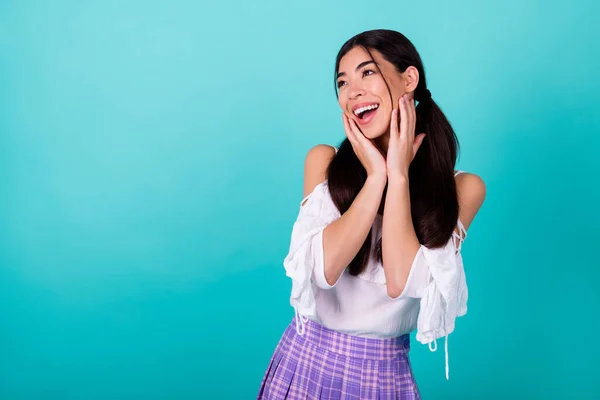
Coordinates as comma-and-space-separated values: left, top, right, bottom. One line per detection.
256, 318, 421, 400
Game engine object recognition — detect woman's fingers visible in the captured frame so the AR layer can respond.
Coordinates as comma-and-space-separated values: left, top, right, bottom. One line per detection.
410, 98, 417, 141
348, 118, 368, 145
345, 116, 369, 149
344, 114, 371, 152
342, 113, 358, 145
398, 94, 418, 144
399, 95, 409, 142
413, 133, 426, 156
390, 107, 399, 139
408, 97, 415, 140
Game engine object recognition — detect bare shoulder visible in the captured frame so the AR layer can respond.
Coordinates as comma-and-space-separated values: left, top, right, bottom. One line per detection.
455, 172, 486, 231
303, 144, 337, 198
455, 172, 486, 201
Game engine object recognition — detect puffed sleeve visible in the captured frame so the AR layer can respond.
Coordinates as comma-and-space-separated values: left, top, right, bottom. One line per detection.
283, 181, 342, 335
394, 220, 469, 380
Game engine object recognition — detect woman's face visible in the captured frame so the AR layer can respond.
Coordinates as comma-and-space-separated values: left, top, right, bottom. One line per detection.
336, 47, 414, 140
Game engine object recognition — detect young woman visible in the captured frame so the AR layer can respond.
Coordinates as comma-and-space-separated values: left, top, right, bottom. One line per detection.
257, 29, 486, 400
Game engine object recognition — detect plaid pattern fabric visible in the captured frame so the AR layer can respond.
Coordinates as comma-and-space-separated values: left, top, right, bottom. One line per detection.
257, 318, 421, 399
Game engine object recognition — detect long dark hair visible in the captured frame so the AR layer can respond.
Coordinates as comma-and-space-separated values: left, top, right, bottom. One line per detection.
327, 29, 460, 276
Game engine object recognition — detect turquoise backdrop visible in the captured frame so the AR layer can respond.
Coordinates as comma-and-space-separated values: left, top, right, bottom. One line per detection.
1, 0, 599, 398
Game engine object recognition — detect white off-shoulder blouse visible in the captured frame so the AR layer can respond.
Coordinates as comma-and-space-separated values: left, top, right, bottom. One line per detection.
283, 148, 469, 379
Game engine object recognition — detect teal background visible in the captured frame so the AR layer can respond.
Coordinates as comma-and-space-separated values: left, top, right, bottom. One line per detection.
1, 0, 599, 398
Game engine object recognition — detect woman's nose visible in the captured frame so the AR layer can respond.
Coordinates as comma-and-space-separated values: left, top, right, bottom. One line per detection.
348, 82, 366, 99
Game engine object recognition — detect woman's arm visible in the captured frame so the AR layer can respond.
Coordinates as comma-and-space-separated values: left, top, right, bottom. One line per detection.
303, 144, 387, 286
381, 172, 486, 298
380, 174, 421, 298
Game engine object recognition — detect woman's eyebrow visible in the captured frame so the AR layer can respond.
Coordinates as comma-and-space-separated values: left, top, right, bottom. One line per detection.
337, 60, 376, 79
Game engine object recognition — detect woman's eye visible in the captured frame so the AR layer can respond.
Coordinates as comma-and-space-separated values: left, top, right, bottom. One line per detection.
337, 69, 374, 88
363, 69, 375, 77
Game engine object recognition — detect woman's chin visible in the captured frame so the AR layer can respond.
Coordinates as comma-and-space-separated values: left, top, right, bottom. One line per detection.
362, 127, 387, 140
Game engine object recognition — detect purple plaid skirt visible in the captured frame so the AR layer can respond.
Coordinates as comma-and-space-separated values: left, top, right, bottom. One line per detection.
257, 317, 421, 400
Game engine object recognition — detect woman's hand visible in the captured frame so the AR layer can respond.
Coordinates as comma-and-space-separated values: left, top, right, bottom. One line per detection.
342, 113, 387, 180
386, 94, 426, 179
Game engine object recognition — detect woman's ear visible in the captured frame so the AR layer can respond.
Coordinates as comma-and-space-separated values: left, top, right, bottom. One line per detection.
403, 66, 420, 94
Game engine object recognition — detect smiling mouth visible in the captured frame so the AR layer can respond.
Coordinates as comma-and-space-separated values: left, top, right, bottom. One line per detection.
353, 104, 380, 124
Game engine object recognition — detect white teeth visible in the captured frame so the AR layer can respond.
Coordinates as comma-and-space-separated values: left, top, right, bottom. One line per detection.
353, 104, 379, 116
